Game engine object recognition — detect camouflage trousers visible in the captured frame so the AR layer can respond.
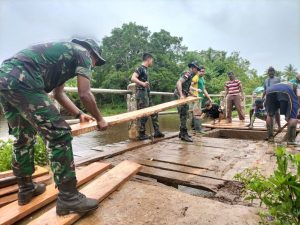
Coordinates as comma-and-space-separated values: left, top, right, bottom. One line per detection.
136, 89, 159, 133
0, 89, 76, 185
174, 94, 189, 130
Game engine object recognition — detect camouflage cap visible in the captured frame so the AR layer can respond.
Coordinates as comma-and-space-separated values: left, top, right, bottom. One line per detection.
188, 62, 201, 71
71, 39, 106, 66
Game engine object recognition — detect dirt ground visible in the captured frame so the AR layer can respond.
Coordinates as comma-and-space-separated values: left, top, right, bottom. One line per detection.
76, 180, 259, 225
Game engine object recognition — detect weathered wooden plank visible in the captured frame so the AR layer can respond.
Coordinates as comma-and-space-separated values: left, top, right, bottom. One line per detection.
0, 174, 51, 197
27, 161, 142, 225
0, 166, 49, 188
139, 166, 224, 192
71, 96, 199, 136
0, 162, 111, 225
75, 132, 178, 166
0, 193, 17, 208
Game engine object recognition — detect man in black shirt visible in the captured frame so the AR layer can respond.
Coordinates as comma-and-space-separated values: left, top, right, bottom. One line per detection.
131, 53, 164, 140
201, 100, 223, 124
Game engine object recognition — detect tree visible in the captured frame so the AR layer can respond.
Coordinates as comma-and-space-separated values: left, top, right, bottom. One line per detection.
284, 64, 298, 81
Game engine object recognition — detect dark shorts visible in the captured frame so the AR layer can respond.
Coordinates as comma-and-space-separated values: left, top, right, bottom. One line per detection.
265, 92, 297, 119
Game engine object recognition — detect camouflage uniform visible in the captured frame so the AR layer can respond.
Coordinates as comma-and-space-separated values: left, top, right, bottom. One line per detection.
135, 65, 160, 133
0, 42, 93, 185
174, 71, 196, 130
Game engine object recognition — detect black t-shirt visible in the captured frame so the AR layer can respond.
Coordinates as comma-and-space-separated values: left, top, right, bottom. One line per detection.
135, 65, 148, 90
202, 104, 221, 119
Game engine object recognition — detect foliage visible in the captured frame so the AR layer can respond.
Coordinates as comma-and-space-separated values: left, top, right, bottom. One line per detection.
284, 64, 298, 81
234, 147, 300, 225
0, 136, 49, 172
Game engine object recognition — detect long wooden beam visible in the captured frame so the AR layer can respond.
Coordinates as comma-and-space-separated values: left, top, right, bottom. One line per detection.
27, 161, 142, 225
71, 96, 199, 136
0, 162, 111, 225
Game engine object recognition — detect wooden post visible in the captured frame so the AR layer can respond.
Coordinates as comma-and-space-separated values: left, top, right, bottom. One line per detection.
219, 91, 227, 117
127, 83, 138, 140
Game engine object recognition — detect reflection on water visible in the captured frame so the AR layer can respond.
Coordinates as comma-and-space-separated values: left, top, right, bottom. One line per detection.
0, 113, 181, 145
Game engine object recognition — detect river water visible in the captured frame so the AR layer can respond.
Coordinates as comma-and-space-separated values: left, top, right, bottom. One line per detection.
0, 114, 181, 144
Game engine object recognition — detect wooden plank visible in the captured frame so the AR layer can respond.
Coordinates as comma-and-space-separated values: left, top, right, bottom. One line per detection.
0, 174, 51, 197
75, 132, 178, 166
71, 96, 199, 136
0, 162, 111, 225
0, 193, 17, 208
139, 166, 224, 192
28, 160, 142, 225
0, 166, 49, 188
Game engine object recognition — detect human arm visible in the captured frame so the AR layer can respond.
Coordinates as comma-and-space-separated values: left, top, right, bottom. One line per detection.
203, 87, 212, 102
77, 75, 108, 130
176, 78, 186, 99
131, 72, 149, 88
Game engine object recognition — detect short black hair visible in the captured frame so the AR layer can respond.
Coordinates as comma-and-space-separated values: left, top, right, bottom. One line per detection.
143, 53, 153, 61
199, 66, 205, 71
205, 100, 212, 107
227, 71, 234, 76
268, 67, 275, 73
255, 98, 264, 105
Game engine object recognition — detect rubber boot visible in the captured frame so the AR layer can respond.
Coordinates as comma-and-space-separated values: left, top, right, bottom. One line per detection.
287, 126, 299, 146
138, 131, 150, 140
178, 129, 192, 138
181, 129, 193, 142
194, 118, 206, 134
17, 176, 46, 205
153, 130, 165, 138
56, 179, 99, 216
267, 123, 274, 142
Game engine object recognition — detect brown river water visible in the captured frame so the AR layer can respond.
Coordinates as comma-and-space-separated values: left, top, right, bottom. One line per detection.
0, 114, 181, 144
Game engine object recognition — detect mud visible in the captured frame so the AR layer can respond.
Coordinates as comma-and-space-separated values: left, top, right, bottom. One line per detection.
76, 180, 260, 225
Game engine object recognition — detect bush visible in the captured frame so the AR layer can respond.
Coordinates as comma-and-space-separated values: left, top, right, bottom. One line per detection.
235, 146, 300, 225
0, 136, 49, 172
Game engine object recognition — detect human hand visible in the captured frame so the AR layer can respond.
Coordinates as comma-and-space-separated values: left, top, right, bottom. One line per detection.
97, 118, 108, 131
142, 81, 150, 88
79, 113, 95, 123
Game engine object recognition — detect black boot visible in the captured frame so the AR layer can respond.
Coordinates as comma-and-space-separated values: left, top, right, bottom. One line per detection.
17, 176, 46, 205
287, 126, 299, 146
178, 130, 192, 138
181, 129, 193, 142
153, 130, 165, 138
56, 179, 99, 216
138, 131, 150, 140
267, 123, 274, 142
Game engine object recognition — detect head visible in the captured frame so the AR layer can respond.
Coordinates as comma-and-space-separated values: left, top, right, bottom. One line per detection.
267, 67, 275, 78
296, 73, 300, 82
143, 53, 154, 67
255, 99, 264, 109
188, 62, 201, 75
71, 38, 106, 67
205, 100, 213, 110
198, 66, 206, 77
227, 71, 235, 81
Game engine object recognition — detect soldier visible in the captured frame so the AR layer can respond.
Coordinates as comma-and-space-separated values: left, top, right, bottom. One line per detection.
131, 53, 164, 140
0, 39, 108, 215
265, 83, 299, 145
174, 62, 201, 142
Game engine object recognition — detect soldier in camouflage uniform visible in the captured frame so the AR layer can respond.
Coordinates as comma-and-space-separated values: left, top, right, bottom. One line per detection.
174, 62, 201, 142
131, 53, 164, 140
0, 39, 108, 215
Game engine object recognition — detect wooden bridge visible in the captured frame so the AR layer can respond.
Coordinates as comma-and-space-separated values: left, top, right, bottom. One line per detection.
0, 85, 293, 225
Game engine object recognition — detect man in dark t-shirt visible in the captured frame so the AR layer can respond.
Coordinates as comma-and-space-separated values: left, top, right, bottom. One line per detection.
0, 39, 107, 215
131, 53, 164, 140
201, 101, 223, 124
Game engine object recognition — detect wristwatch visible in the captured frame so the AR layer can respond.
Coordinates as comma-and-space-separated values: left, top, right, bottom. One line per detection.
75, 110, 83, 119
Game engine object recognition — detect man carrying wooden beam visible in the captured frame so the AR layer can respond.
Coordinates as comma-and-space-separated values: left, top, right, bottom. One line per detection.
174, 62, 201, 142
265, 83, 300, 145
0, 39, 108, 215
131, 53, 165, 140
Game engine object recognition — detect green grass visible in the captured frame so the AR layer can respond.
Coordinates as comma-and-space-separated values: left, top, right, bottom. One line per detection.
0, 136, 48, 172
99, 104, 127, 116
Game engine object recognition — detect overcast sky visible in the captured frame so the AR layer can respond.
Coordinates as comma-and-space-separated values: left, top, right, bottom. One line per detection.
0, 0, 299, 74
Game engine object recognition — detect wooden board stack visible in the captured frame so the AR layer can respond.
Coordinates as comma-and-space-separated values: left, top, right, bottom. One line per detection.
0, 161, 141, 225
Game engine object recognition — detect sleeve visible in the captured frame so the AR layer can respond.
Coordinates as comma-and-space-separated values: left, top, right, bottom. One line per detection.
134, 67, 142, 77
75, 49, 93, 80
263, 80, 267, 90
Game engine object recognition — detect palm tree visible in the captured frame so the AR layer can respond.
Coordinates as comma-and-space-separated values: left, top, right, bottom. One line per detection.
284, 64, 298, 81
